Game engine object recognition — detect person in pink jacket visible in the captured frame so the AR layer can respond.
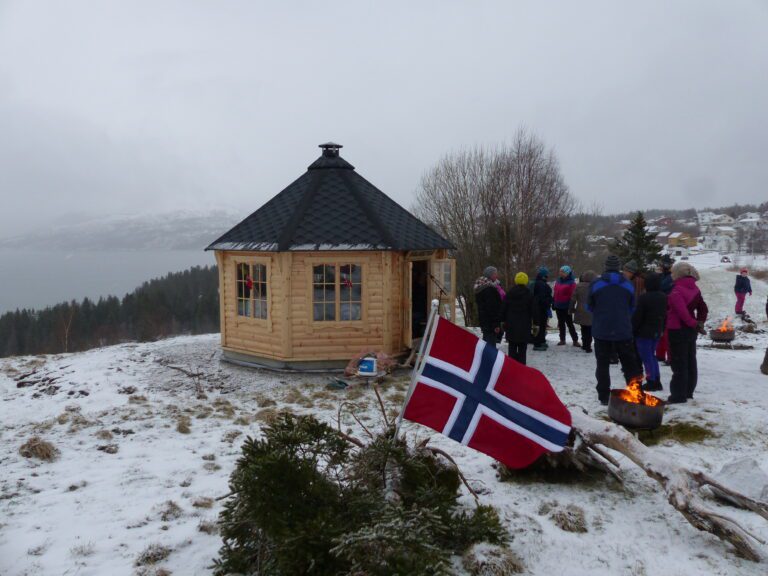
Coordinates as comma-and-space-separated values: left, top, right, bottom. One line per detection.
666, 262, 708, 404
552, 265, 579, 346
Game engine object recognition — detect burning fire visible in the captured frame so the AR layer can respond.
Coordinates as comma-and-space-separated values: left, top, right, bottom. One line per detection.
716, 317, 734, 333
614, 376, 663, 407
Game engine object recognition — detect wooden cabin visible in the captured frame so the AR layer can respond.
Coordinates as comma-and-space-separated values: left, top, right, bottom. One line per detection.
206, 143, 455, 370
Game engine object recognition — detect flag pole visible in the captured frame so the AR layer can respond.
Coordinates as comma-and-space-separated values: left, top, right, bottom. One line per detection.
394, 299, 440, 438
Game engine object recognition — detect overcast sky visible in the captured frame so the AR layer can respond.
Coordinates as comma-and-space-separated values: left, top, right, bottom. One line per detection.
1, 1, 767, 236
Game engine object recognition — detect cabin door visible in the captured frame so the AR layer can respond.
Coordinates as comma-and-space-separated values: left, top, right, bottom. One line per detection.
403, 258, 431, 349
430, 259, 456, 322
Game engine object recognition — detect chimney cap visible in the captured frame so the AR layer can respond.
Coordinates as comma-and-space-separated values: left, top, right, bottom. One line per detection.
319, 142, 343, 158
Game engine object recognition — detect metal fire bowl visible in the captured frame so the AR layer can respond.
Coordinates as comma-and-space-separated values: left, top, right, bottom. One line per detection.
608, 390, 666, 430
709, 329, 735, 343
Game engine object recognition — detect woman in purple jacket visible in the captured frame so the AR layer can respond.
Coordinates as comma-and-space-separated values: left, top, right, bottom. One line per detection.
666, 262, 708, 404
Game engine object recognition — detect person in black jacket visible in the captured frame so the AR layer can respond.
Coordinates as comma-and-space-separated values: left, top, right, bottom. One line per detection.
474, 266, 504, 346
633, 272, 667, 392
503, 272, 535, 364
532, 267, 553, 351
655, 254, 674, 364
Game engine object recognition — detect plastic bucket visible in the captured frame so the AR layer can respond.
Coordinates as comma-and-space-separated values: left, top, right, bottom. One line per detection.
357, 357, 377, 376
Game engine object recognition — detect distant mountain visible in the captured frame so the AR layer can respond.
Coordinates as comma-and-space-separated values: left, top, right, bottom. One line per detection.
0, 210, 241, 251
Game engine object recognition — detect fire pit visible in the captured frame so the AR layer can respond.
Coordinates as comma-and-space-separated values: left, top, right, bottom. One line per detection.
710, 317, 735, 343
608, 377, 666, 430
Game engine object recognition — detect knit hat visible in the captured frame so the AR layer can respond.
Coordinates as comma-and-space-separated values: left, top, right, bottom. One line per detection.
604, 254, 621, 273
661, 254, 673, 268
671, 261, 700, 281
740, 267, 749, 274
483, 266, 498, 279
514, 272, 529, 286
623, 260, 639, 274
537, 266, 549, 278
560, 265, 572, 275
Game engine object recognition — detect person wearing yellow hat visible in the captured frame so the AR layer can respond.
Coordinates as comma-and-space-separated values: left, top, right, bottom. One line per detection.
501, 272, 535, 365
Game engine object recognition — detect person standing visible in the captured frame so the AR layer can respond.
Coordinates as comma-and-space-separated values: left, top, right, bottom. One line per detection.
632, 272, 667, 392
734, 268, 752, 318
502, 272, 535, 365
553, 265, 580, 347
588, 255, 643, 405
570, 270, 596, 353
667, 262, 708, 404
655, 255, 674, 363
474, 266, 504, 346
532, 267, 553, 351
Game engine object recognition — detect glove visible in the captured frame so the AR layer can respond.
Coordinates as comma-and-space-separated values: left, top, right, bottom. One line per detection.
696, 322, 706, 336
531, 325, 540, 337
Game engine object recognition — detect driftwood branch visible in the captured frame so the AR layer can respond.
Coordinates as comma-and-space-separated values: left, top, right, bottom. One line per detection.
571, 410, 767, 562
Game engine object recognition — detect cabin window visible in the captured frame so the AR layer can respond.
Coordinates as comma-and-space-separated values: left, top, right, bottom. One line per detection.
236, 262, 268, 319
312, 263, 362, 321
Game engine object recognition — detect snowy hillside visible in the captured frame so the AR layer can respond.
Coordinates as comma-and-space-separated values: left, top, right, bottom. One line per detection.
0, 210, 240, 251
1, 255, 767, 576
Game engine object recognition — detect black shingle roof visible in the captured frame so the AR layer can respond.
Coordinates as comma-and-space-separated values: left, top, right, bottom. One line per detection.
206, 143, 454, 252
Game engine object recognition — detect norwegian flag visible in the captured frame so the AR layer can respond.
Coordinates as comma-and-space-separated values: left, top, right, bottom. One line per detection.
402, 316, 572, 469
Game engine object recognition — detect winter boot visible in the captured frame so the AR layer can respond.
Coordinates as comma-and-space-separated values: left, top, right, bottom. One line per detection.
533, 344, 548, 352
572, 340, 580, 347
642, 380, 663, 392
557, 340, 566, 346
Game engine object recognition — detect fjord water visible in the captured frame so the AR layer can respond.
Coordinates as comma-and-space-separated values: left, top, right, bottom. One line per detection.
0, 249, 214, 314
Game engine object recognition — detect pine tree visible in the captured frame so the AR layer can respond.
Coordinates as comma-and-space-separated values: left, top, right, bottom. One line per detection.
612, 211, 662, 272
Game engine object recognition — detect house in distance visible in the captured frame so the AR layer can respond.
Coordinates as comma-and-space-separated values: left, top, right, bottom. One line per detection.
206, 143, 455, 370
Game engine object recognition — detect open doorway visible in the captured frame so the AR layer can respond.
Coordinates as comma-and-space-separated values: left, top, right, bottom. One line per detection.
411, 260, 429, 339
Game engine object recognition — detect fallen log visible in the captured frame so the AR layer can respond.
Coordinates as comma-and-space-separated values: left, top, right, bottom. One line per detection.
571, 409, 768, 562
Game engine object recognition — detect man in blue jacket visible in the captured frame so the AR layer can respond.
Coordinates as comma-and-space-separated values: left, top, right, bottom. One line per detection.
588, 254, 643, 405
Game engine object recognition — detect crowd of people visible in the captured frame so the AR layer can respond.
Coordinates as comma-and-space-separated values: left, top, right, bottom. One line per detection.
474, 254, 712, 405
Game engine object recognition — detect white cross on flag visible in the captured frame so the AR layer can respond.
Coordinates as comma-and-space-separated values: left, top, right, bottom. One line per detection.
401, 316, 572, 469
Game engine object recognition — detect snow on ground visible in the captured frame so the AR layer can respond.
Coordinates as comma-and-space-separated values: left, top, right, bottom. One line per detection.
1, 255, 767, 576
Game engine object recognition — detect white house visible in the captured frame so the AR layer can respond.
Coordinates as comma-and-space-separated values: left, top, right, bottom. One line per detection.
697, 211, 716, 225
710, 214, 736, 226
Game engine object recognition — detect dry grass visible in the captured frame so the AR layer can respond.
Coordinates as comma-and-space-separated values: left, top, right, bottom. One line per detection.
192, 497, 214, 509
95, 429, 114, 440
311, 389, 336, 401
254, 407, 280, 423
253, 393, 276, 407
345, 386, 367, 401
283, 388, 314, 407
233, 415, 251, 426
176, 417, 191, 434
222, 430, 242, 444
201, 453, 216, 461
203, 462, 222, 472
97, 444, 119, 454
135, 543, 172, 566
158, 500, 183, 522
462, 543, 525, 575
198, 519, 218, 535
128, 395, 148, 404
19, 437, 59, 461
69, 542, 95, 558
212, 398, 236, 418
539, 502, 588, 533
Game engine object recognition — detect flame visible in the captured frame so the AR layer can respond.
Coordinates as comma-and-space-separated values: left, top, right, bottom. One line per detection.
717, 317, 733, 333
614, 376, 663, 407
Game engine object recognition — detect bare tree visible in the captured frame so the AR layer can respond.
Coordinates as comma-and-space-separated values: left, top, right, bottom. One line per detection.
414, 129, 576, 325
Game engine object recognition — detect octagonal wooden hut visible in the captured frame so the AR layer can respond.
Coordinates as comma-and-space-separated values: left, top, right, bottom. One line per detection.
206, 143, 455, 370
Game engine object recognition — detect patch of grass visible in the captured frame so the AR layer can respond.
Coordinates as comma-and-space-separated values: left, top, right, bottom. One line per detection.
198, 519, 218, 535
95, 429, 114, 440
311, 389, 335, 401
254, 408, 280, 424
203, 462, 222, 472
70, 542, 95, 557
135, 543, 172, 566
222, 430, 242, 444
27, 542, 48, 556
283, 388, 314, 408
462, 543, 525, 575
201, 454, 216, 461
97, 444, 119, 454
176, 417, 191, 434
637, 422, 717, 446
19, 437, 59, 461
192, 497, 214, 509
158, 500, 183, 522
233, 415, 251, 426
345, 386, 366, 401
539, 502, 588, 533
253, 393, 276, 407
213, 398, 236, 418
387, 391, 406, 406
128, 395, 148, 404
